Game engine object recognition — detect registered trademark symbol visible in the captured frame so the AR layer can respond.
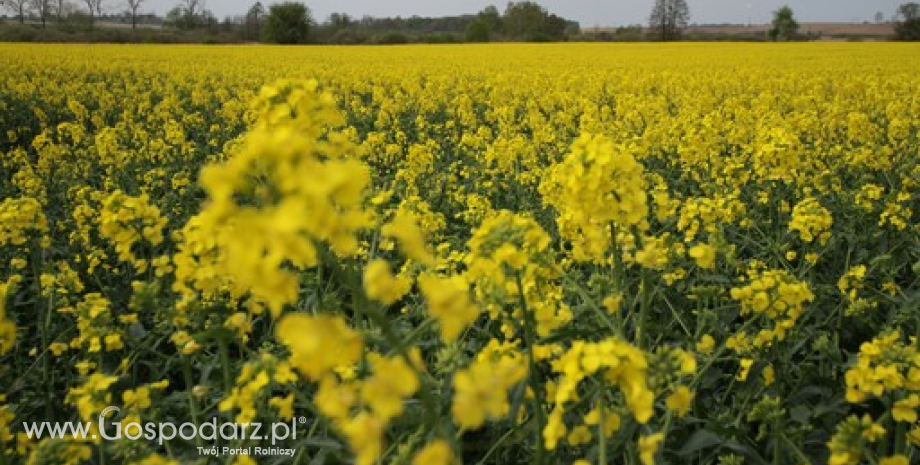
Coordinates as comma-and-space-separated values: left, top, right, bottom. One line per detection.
298, 417, 307, 424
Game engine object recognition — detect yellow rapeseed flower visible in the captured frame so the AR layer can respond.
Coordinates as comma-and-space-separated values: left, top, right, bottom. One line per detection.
418, 273, 479, 342
275, 313, 363, 381
638, 432, 664, 465
688, 243, 717, 269
411, 440, 454, 465
665, 386, 695, 417
363, 259, 412, 306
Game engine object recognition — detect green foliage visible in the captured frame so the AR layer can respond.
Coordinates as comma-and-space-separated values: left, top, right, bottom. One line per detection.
648, 0, 690, 41
894, 2, 920, 40
465, 5, 507, 43
420, 32, 459, 44
57, 11, 95, 33
327, 29, 368, 45
0, 22, 249, 43
163, 5, 215, 31
503, 1, 570, 41
478, 5, 502, 32
465, 19, 490, 42
373, 31, 409, 45
769, 5, 799, 41
242, 2, 265, 41
261, 1, 311, 44
1, 0, 29, 24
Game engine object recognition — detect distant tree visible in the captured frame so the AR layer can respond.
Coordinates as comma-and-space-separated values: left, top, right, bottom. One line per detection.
165, 0, 203, 29
327, 12, 352, 30
465, 18, 490, 42
178, 0, 200, 17
503, 1, 568, 41
81, 0, 103, 21
503, 1, 543, 39
164, 5, 183, 27
201, 7, 216, 32
374, 31, 408, 44
243, 2, 264, 40
29, 0, 51, 27
769, 5, 799, 41
648, 0, 689, 41
543, 13, 568, 39
894, 2, 920, 40
479, 5, 502, 32
61, 1, 94, 29
1, 0, 31, 23
466, 5, 501, 41
219, 14, 238, 33
176, 0, 201, 28
900, 2, 920, 19
125, 0, 143, 28
262, 2, 311, 44
614, 24, 644, 41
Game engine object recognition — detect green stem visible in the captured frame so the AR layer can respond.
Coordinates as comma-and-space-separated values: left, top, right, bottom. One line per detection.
661, 411, 674, 439
32, 241, 54, 421
474, 425, 520, 465
609, 222, 623, 290
780, 431, 812, 464
219, 339, 232, 393
556, 267, 621, 337
690, 316, 760, 390
0, 423, 7, 465
320, 246, 443, 437
597, 395, 607, 465
400, 318, 437, 349
637, 269, 652, 349
516, 272, 547, 465
894, 417, 907, 455
773, 416, 781, 465
361, 303, 442, 435
180, 354, 205, 449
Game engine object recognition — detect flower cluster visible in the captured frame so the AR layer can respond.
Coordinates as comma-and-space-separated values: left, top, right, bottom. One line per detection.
730, 268, 814, 348
219, 354, 298, 424
275, 311, 429, 465
452, 348, 527, 430
540, 134, 649, 263
827, 414, 888, 465
545, 339, 659, 451
418, 273, 479, 342
844, 331, 920, 406
98, 190, 168, 273
0, 280, 16, 355
788, 197, 833, 245
181, 79, 373, 316
465, 210, 570, 338
0, 197, 49, 248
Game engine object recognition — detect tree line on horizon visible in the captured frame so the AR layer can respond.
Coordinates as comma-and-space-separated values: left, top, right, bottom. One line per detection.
0, 0, 581, 43
1, 0, 918, 43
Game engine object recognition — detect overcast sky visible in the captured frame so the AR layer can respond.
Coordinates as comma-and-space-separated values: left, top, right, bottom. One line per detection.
134, 1, 904, 27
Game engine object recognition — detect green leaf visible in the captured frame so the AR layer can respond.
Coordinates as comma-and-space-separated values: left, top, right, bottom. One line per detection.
676, 428, 724, 455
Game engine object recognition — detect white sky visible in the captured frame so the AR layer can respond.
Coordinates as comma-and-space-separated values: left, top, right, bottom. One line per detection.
106, 0, 905, 27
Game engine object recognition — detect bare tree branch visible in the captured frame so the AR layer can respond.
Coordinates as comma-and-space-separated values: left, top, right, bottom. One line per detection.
125, 0, 143, 27
0, 0, 32, 24
81, 0, 103, 18
28, 0, 52, 28
648, 0, 689, 41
